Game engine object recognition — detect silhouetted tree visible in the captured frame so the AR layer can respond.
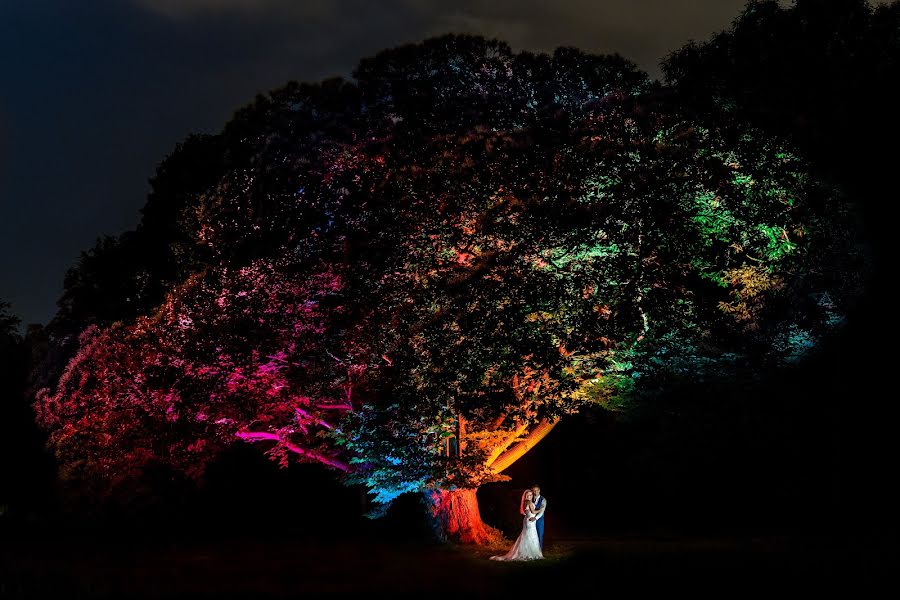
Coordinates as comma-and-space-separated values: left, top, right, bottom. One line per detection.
1, 301, 25, 511
663, 0, 900, 540
1, 302, 55, 517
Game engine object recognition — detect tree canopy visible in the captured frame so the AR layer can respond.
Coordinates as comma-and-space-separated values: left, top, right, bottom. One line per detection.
663, 0, 900, 237
33, 34, 861, 521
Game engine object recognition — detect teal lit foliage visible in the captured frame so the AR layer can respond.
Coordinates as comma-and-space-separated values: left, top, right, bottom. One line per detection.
340, 401, 443, 516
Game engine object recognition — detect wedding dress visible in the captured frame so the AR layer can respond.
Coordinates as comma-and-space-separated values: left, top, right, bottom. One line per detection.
490, 503, 544, 561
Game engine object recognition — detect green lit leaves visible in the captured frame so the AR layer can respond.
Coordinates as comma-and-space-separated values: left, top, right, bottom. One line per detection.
542, 241, 622, 270
755, 224, 796, 262
690, 190, 736, 244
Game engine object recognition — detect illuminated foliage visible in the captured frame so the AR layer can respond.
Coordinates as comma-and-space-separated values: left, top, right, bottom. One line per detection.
336, 100, 859, 515
35, 260, 352, 493
34, 36, 860, 540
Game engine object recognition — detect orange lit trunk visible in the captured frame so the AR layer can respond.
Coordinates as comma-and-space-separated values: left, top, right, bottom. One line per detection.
423, 418, 559, 545
423, 488, 504, 545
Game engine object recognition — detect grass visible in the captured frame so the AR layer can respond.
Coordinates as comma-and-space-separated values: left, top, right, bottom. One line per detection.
1, 530, 891, 597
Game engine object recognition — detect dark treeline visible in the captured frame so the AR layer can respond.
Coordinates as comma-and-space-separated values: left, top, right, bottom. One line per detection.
0, 305, 56, 522
662, 0, 900, 545
2, 0, 898, 549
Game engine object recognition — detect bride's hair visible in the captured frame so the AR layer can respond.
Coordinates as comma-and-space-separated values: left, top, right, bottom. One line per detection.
519, 489, 533, 515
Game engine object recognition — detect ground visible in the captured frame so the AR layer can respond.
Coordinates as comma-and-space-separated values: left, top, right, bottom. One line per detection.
1, 529, 891, 597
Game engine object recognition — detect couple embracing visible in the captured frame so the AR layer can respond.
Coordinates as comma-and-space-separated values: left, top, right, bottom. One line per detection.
490, 485, 547, 561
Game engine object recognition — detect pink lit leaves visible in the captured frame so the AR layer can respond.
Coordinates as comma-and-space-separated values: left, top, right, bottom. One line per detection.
35, 260, 353, 488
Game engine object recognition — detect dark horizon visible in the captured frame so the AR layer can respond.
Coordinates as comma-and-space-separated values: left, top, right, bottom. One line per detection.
5, 0, 874, 329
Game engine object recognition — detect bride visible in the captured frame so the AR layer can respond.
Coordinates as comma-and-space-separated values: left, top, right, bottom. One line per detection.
490, 489, 544, 561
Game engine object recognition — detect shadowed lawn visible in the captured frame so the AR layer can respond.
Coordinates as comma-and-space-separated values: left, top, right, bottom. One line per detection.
2, 531, 890, 597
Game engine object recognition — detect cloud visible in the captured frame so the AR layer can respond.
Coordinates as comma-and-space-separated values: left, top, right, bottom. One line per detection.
399, 0, 751, 76
133, 0, 335, 20
132, 0, 793, 78
130, 0, 756, 78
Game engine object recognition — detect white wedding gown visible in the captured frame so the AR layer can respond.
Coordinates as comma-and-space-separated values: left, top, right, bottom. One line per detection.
490, 505, 543, 561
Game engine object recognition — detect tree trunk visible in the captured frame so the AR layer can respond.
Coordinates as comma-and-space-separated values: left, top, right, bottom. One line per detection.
423, 488, 504, 545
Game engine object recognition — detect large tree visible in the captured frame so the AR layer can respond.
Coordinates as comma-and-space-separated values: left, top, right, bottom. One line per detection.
34, 35, 860, 543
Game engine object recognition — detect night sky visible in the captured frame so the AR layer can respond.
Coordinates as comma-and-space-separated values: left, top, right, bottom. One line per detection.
0, 0, 888, 328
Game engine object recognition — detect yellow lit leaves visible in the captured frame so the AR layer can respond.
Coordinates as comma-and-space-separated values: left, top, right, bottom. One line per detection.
718, 265, 784, 328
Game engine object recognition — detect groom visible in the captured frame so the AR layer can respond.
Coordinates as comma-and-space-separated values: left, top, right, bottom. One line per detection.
529, 484, 547, 549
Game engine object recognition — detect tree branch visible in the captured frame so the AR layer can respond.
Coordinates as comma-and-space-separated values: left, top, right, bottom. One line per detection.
487, 413, 507, 431
488, 418, 559, 475
483, 421, 529, 467
235, 431, 349, 472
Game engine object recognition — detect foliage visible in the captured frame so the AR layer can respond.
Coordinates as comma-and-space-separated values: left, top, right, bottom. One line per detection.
337, 96, 859, 510
35, 260, 351, 494
662, 0, 900, 217
33, 35, 861, 516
